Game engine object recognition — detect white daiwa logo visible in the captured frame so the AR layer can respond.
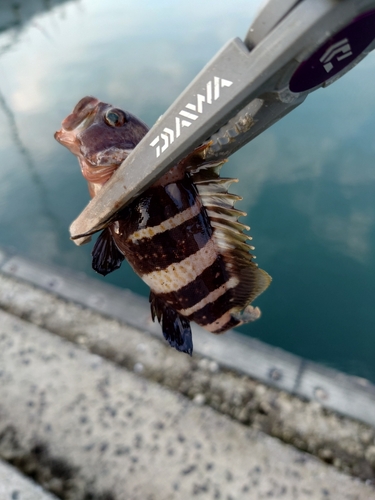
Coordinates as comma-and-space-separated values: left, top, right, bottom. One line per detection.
150, 77, 233, 158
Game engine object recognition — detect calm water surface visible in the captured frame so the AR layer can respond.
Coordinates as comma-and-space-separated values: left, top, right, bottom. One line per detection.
1, 0, 375, 381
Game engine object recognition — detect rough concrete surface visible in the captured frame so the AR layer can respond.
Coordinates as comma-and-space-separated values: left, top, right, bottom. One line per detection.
0, 459, 59, 500
0, 306, 374, 499
1, 272, 375, 484
3, 251, 375, 430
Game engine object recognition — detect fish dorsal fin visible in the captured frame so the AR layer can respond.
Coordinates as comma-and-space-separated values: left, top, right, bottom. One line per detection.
235, 265, 272, 306
188, 156, 272, 308
185, 158, 224, 180
194, 177, 238, 194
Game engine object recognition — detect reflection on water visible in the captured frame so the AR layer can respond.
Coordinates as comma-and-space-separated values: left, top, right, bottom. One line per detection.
0, 0, 71, 55
0, 0, 375, 381
0, 90, 64, 236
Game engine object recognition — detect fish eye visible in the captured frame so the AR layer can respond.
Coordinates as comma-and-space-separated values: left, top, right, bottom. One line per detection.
104, 109, 127, 127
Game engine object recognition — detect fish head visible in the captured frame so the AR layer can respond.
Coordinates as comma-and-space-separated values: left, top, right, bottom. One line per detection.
55, 96, 149, 195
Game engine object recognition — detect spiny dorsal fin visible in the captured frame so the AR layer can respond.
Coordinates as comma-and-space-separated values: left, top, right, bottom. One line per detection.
206, 206, 247, 222
184, 146, 272, 309
209, 216, 250, 233
194, 177, 238, 194
212, 225, 251, 245
200, 192, 243, 208
186, 158, 225, 179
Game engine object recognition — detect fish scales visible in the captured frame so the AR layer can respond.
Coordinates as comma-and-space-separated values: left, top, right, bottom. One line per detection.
55, 96, 271, 355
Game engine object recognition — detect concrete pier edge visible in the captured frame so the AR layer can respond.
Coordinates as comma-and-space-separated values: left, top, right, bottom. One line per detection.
1, 306, 373, 499
1, 246, 375, 498
0, 246, 374, 428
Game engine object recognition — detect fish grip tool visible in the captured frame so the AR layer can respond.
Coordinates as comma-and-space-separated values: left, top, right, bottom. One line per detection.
70, 0, 375, 245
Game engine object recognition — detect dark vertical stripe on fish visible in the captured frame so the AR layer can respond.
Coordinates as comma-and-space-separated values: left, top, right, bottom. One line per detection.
123, 210, 213, 274
157, 254, 229, 310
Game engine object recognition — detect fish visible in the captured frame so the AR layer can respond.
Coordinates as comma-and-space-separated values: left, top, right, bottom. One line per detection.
55, 96, 271, 355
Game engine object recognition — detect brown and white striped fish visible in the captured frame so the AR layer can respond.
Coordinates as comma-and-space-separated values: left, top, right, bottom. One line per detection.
55, 96, 271, 355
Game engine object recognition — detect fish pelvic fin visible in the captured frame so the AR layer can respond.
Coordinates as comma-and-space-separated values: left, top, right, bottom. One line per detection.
150, 292, 193, 355
92, 227, 125, 276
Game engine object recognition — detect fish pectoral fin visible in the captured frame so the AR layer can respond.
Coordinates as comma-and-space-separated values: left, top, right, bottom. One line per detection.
92, 227, 125, 276
149, 292, 193, 355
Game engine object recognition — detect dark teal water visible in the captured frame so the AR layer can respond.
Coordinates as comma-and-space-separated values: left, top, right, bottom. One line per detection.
1, 0, 375, 381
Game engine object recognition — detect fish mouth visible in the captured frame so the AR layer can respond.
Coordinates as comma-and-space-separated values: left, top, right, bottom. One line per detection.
54, 128, 80, 154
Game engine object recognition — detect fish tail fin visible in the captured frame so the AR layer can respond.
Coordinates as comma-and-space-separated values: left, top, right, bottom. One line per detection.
231, 305, 262, 324
150, 292, 193, 355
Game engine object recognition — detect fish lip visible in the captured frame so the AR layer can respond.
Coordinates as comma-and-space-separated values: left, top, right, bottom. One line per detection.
61, 96, 100, 131
54, 128, 81, 155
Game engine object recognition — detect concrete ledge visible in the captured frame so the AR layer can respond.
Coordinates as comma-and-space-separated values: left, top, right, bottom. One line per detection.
1, 247, 375, 428
0, 309, 374, 499
1, 254, 375, 483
